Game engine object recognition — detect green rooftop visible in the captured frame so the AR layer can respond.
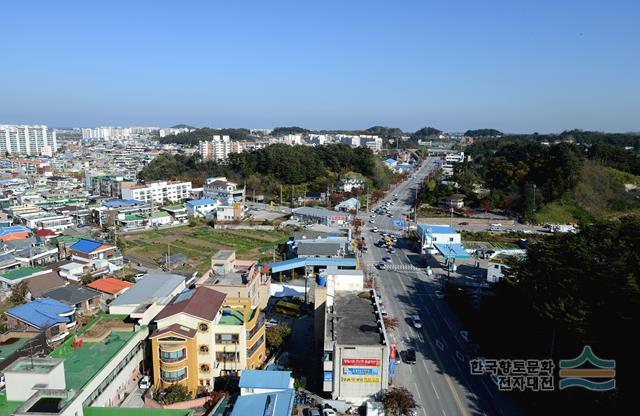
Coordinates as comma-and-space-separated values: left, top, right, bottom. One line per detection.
218, 309, 245, 325
0, 267, 45, 281
49, 315, 143, 391
0, 393, 21, 416
162, 204, 185, 211
84, 407, 192, 416
123, 215, 145, 221
0, 337, 32, 361
152, 211, 170, 218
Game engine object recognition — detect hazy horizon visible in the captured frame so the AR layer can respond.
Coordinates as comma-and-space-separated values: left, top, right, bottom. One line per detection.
2, 1, 639, 133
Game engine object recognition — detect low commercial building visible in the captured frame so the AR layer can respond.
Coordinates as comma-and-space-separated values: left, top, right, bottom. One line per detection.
315, 269, 390, 404
417, 224, 461, 254
186, 198, 217, 218
291, 207, 348, 227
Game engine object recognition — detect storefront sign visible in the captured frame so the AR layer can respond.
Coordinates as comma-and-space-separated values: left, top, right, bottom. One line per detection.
342, 358, 380, 366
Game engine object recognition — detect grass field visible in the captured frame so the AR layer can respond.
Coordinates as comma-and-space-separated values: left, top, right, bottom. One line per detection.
121, 225, 289, 273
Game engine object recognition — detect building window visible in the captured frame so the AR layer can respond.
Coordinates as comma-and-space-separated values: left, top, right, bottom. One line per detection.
161, 368, 187, 382
160, 348, 186, 363
199, 323, 209, 332
215, 334, 239, 345
200, 364, 210, 373
199, 345, 210, 353
216, 352, 239, 363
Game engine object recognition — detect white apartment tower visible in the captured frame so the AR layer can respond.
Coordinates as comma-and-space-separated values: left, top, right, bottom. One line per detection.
199, 135, 240, 160
0, 125, 57, 155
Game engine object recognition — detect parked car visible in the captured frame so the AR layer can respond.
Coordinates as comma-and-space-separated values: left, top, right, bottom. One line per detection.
139, 375, 151, 390
410, 315, 422, 329
323, 409, 337, 416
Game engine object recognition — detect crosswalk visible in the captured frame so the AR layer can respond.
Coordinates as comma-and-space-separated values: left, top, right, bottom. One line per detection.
382, 264, 421, 272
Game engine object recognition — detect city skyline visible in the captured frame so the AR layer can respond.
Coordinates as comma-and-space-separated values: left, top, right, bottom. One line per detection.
1, 0, 639, 133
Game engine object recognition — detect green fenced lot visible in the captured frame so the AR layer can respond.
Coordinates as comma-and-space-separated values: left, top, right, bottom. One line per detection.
121, 225, 289, 273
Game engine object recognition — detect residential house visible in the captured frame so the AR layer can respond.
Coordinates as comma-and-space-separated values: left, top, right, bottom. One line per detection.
24, 271, 67, 300
68, 239, 123, 276
6, 298, 76, 343
0, 267, 51, 291
443, 194, 465, 209
43, 286, 102, 315
186, 199, 216, 218
108, 272, 186, 324
150, 286, 266, 394
337, 176, 364, 193
87, 277, 133, 303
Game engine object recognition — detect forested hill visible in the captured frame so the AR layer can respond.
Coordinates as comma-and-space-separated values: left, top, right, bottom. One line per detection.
139, 143, 393, 193
457, 136, 640, 223
157, 128, 252, 145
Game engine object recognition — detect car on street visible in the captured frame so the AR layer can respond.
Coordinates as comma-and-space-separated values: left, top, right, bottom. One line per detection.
383, 256, 391, 262
377, 262, 386, 270
369, 219, 375, 224
460, 330, 471, 342
410, 315, 422, 329
388, 248, 396, 254
372, 227, 378, 232
404, 349, 417, 364
323, 409, 337, 416
305, 409, 321, 416
435, 290, 444, 299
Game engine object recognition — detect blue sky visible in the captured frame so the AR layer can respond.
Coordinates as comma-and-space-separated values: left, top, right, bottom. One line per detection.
1, 0, 638, 133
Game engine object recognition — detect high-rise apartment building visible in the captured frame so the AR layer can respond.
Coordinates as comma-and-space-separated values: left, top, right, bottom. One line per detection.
199, 135, 241, 160
0, 125, 57, 155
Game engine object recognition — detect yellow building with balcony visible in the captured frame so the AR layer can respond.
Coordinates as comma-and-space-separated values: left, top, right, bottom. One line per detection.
149, 286, 266, 394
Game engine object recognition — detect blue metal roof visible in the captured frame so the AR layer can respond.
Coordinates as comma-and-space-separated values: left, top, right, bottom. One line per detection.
267, 257, 357, 273
186, 198, 215, 207
0, 225, 31, 236
7, 298, 73, 329
102, 199, 144, 207
239, 370, 292, 389
418, 224, 458, 235
69, 239, 104, 253
434, 243, 471, 259
231, 390, 294, 416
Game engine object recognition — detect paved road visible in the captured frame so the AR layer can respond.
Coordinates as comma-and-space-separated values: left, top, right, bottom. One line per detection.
358, 158, 520, 416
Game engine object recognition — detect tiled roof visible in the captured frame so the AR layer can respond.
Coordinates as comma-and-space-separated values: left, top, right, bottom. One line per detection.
87, 278, 133, 295
155, 286, 226, 322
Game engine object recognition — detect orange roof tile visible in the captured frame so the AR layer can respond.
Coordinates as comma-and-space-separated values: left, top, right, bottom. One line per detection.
87, 277, 133, 295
